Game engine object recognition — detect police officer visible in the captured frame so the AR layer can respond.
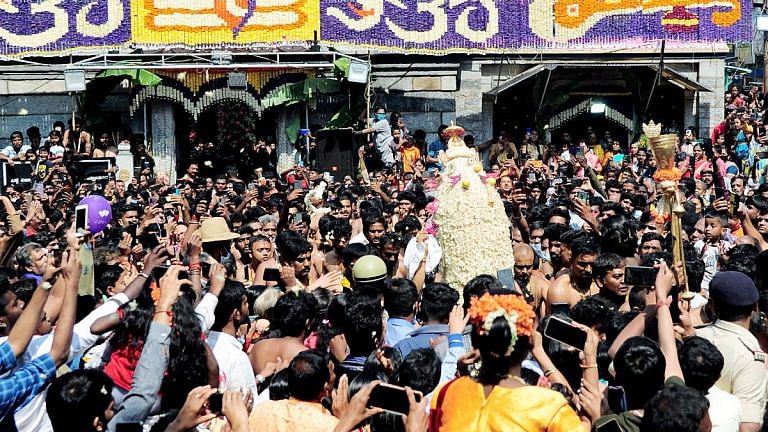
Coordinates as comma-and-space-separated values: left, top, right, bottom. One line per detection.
351, 255, 387, 292
696, 271, 768, 432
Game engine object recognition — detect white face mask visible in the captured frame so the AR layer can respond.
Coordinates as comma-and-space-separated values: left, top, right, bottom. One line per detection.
531, 243, 550, 261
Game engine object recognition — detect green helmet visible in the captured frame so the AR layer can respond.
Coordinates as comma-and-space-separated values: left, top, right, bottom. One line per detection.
352, 255, 387, 284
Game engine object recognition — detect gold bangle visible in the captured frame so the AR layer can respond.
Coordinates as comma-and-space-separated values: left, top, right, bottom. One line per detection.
543, 368, 556, 377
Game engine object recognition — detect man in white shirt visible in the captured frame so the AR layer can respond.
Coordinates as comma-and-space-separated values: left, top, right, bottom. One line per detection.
680, 336, 742, 432
2, 131, 32, 164
348, 215, 386, 246
205, 279, 257, 396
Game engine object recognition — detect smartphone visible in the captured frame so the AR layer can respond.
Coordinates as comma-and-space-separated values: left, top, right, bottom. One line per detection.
576, 191, 590, 202
543, 315, 587, 351
208, 392, 223, 414
367, 383, 422, 416
422, 171, 434, 179
263, 267, 281, 282
293, 181, 304, 191
623, 266, 658, 287
75, 204, 88, 235
126, 224, 138, 246
116, 423, 143, 432
292, 213, 303, 225
150, 265, 189, 283
497, 268, 516, 292
595, 418, 623, 432
528, 172, 536, 181
141, 233, 161, 250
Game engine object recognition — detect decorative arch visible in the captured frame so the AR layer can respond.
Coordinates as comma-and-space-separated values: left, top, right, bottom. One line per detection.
128, 70, 313, 119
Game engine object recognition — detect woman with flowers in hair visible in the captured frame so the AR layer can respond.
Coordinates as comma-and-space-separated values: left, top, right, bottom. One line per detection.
430, 293, 599, 431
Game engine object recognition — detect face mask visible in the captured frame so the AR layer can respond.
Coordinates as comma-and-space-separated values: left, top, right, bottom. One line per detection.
531, 243, 550, 261
375, 113, 386, 121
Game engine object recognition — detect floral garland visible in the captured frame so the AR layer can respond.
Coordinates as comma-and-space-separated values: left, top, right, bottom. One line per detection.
467, 294, 535, 355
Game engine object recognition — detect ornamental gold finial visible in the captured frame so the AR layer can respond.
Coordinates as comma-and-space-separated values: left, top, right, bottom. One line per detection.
642, 120, 662, 139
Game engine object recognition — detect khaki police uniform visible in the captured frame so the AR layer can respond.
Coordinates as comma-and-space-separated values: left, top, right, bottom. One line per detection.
697, 320, 768, 425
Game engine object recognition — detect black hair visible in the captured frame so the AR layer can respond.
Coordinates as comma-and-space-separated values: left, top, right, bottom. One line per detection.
570, 296, 618, 336
341, 291, 384, 356
288, 350, 330, 401
363, 215, 387, 235
747, 195, 768, 215
94, 264, 124, 295
473, 307, 531, 385
271, 291, 318, 338
269, 368, 291, 400
383, 278, 418, 318
418, 283, 458, 323
279, 237, 312, 263
331, 217, 353, 240
393, 348, 441, 395
462, 275, 503, 310
592, 253, 623, 280
47, 369, 114, 432
639, 232, 666, 249
11, 277, 37, 305
614, 336, 666, 408
571, 234, 600, 259
679, 336, 724, 393
599, 215, 636, 257
703, 209, 728, 227
341, 244, 370, 269
640, 384, 710, 432
722, 244, 760, 283
544, 223, 570, 243
363, 347, 402, 382
548, 207, 571, 225
162, 295, 210, 410
212, 280, 246, 331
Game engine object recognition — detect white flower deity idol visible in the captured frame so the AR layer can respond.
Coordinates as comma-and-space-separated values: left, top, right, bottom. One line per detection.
433, 125, 515, 297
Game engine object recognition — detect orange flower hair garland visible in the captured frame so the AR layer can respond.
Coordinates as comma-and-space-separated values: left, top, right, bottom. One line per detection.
467, 294, 535, 355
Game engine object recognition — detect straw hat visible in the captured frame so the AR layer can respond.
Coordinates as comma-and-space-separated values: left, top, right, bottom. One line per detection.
194, 217, 239, 243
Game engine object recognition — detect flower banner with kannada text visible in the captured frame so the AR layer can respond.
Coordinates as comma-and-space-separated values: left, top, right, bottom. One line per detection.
0, 0, 752, 56
0, 0, 130, 56
320, 0, 751, 52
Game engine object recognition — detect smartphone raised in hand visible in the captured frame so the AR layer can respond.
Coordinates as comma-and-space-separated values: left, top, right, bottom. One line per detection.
75, 204, 88, 236
543, 316, 587, 351
623, 266, 658, 287
367, 383, 422, 416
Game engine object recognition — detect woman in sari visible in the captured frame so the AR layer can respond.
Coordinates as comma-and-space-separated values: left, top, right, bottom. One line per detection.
431, 294, 598, 432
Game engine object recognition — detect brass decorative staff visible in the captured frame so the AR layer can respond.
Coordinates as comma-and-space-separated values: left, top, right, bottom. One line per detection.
643, 121, 692, 300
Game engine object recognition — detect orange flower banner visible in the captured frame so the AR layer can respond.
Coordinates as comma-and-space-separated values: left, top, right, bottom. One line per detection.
130, 0, 318, 48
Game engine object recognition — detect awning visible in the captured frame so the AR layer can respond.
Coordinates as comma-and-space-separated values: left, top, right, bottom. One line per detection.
485, 63, 711, 96
485, 64, 557, 96
647, 65, 712, 92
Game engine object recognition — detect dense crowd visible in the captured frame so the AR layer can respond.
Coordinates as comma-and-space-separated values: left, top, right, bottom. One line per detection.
0, 89, 767, 432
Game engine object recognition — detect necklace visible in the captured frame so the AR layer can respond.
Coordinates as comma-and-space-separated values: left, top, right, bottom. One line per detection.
503, 375, 529, 387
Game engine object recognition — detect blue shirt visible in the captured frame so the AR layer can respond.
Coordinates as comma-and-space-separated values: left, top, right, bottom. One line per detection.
394, 324, 451, 360
385, 317, 415, 347
0, 342, 55, 419
426, 140, 447, 171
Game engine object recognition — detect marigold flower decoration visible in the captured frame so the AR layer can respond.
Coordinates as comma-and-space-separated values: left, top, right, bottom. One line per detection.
467, 294, 535, 356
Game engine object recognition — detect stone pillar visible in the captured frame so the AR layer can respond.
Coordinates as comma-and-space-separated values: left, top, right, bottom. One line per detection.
115, 141, 134, 183
697, 58, 726, 139
455, 61, 487, 143
150, 100, 178, 182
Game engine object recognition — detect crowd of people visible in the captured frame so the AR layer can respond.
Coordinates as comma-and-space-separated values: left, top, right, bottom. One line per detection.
0, 87, 767, 432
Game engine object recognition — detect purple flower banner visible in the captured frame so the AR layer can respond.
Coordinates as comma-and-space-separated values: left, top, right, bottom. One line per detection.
0, 0, 130, 56
320, 0, 751, 51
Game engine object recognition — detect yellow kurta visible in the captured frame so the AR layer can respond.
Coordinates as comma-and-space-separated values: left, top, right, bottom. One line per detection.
432, 377, 582, 432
